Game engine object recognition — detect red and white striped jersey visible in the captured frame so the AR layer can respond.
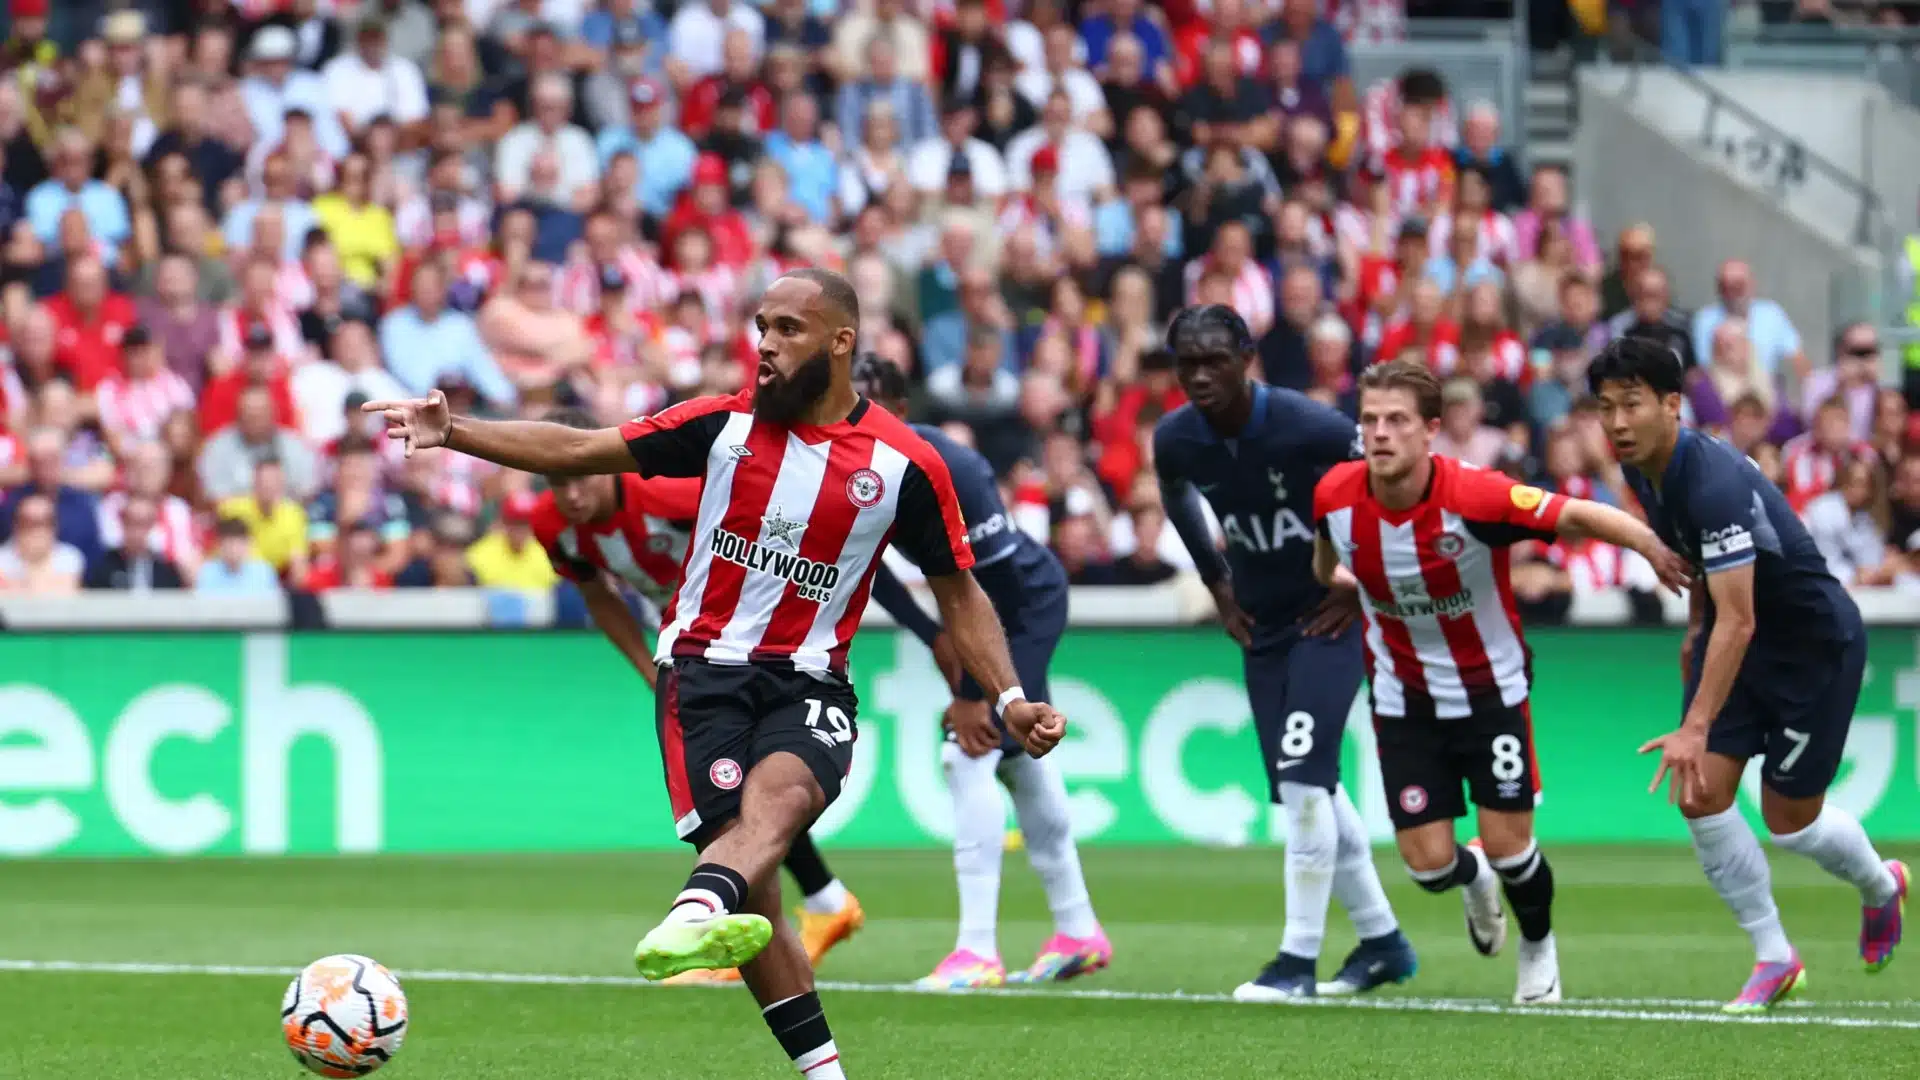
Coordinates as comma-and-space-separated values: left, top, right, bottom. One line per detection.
1780, 434, 1872, 514
1182, 258, 1276, 339
96, 370, 197, 441
1427, 210, 1519, 267
217, 304, 305, 363
1376, 144, 1455, 219
557, 248, 676, 317
98, 490, 201, 565
619, 392, 974, 674
1315, 455, 1568, 719
531, 472, 702, 609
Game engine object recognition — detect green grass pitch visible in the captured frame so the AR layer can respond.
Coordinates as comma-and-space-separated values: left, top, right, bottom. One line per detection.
3, 845, 1916, 1079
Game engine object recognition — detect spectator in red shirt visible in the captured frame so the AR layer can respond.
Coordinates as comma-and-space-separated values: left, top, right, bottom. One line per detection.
1376, 277, 1460, 369
679, 29, 777, 139
46, 256, 137, 393
199, 323, 300, 435
1172, 0, 1264, 88
1375, 71, 1454, 220
660, 154, 754, 269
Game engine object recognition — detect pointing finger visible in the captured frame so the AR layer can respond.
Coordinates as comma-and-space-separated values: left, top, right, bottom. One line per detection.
363, 399, 417, 414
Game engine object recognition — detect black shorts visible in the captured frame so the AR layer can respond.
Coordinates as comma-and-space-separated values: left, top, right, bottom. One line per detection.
656, 658, 859, 847
948, 555, 1068, 758
1375, 700, 1540, 831
1690, 634, 1864, 800
1246, 623, 1366, 799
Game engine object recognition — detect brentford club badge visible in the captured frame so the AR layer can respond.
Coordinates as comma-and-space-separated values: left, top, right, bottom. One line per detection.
710, 759, 743, 790
1434, 533, 1465, 560
846, 468, 884, 509
1399, 786, 1429, 814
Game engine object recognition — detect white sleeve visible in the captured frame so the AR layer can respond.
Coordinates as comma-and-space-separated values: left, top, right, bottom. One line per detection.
394, 60, 430, 125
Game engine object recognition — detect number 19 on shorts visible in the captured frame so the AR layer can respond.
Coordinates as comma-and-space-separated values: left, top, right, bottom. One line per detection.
804, 699, 853, 749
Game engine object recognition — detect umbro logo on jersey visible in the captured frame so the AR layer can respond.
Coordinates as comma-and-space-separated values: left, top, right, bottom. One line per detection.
729, 444, 754, 460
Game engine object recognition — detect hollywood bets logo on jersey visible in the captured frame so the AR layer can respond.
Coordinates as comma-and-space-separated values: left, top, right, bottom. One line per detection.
709, 506, 842, 603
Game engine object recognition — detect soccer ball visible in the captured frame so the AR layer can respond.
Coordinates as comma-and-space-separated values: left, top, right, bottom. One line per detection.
281, 954, 409, 1076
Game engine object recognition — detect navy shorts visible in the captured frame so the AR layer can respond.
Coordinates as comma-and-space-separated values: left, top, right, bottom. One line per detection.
1690, 634, 1865, 800
951, 558, 1068, 757
1245, 622, 1367, 801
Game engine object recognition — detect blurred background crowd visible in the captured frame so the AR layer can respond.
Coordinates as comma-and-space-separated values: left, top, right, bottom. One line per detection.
0, 0, 1912, 619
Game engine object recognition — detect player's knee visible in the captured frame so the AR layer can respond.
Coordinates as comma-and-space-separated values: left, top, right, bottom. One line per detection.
1397, 828, 1457, 883
1678, 785, 1738, 821
1760, 791, 1824, 838
743, 763, 824, 835
1474, 813, 1535, 863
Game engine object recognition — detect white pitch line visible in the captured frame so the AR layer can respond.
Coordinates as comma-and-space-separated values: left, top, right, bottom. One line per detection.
4, 959, 1919, 1029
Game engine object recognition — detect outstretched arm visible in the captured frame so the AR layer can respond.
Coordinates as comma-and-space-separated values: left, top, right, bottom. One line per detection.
446, 416, 637, 476
1554, 499, 1691, 593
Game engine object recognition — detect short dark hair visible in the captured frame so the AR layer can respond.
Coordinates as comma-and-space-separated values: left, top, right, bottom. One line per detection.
215, 515, 251, 539
1167, 304, 1254, 355
851, 353, 909, 403
1585, 335, 1685, 397
781, 267, 861, 330
1398, 68, 1447, 106
1357, 359, 1443, 421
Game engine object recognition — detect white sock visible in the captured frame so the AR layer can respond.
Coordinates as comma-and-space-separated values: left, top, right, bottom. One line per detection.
803, 880, 849, 916
1002, 752, 1101, 939
1330, 784, 1400, 940
944, 741, 1006, 958
1276, 781, 1337, 960
1771, 805, 1899, 907
1688, 806, 1795, 964
794, 1043, 844, 1079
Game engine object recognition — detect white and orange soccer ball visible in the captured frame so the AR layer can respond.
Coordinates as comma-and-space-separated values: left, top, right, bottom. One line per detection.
281, 954, 409, 1076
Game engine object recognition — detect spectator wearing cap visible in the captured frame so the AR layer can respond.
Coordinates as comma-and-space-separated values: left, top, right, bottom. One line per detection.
764, 96, 837, 225
496, 73, 600, 208
832, 0, 930, 86
322, 16, 431, 139
595, 77, 696, 219
292, 319, 410, 446
1007, 91, 1114, 204
667, 0, 766, 84
195, 515, 282, 595
44, 254, 136, 393
94, 325, 193, 453
907, 101, 1008, 200
696, 88, 764, 203
379, 260, 518, 407
836, 36, 939, 155
241, 25, 350, 161
467, 490, 558, 592
84, 493, 185, 591
201, 321, 302, 436
660, 154, 755, 269
69, 11, 167, 158
0, 427, 104, 568
679, 30, 778, 140
25, 129, 129, 267
1690, 258, 1808, 391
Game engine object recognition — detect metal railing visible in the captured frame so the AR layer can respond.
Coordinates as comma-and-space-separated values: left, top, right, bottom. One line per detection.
1611, 41, 1891, 249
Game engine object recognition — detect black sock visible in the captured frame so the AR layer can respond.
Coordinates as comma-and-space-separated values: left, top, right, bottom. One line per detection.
763, 991, 839, 1075
1493, 844, 1555, 943
784, 832, 836, 898
1410, 843, 1481, 894
671, 863, 749, 917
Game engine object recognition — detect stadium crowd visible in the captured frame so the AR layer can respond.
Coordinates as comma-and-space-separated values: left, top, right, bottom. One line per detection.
0, 0, 1912, 615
